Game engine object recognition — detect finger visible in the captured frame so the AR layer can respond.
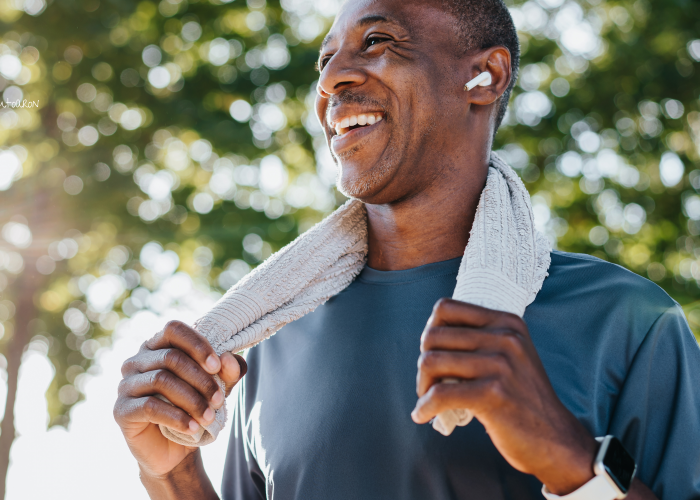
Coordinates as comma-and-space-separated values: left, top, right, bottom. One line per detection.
420, 326, 516, 353
121, 370, 216, 428
428, 298, 520, 329
416, 351, 507, 397
145, 321, 221, 375
124, 348, 223, 407
115, 395, 201, 435
219, 352, 246, 398
411, 379, 491, 424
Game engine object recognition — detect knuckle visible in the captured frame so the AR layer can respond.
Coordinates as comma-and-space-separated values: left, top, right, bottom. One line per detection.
422, 326, 440, 347
143, 335, 158, 351
502, 314, 524, 332
164, 320, 185, 335
163, 348, 186, 372
120, 355, 137, 376
193, 397, 209, 416
175, 413, 189, 429
429, 383, 447, 400
485, 380, 505, 402
202, 377, 219, 398
505, 312, 522, 325
433, 297, 450, 313
113, 399, 124, 422
142, 396, 159, 420
151, 369, 173, 391
418, 351, 437, 372
501, 332, 521, 352
117, 378, 128, 396
492, 353, 511, 374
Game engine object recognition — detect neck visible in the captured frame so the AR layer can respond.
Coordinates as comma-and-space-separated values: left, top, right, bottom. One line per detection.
364, 154, 489, 271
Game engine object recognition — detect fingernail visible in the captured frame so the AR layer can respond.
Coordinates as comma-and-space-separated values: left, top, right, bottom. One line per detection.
232, 353, 248, 378
206, 355, 220, 372
203, 407, 214, 423
211, 389, 224, 406
189, 420, 200, 433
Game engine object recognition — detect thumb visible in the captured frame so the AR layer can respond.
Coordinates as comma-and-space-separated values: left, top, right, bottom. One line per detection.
219, 352, 248, 397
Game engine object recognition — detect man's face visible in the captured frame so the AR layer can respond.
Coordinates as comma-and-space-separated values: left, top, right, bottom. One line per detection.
315, 0, 470, 204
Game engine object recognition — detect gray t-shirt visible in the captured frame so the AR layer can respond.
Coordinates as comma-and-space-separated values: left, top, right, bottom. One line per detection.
222, 251, 700, 500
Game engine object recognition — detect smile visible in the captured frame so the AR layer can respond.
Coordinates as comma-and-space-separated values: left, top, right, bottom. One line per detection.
329, 112, 385, 153
330, 113, 384, 137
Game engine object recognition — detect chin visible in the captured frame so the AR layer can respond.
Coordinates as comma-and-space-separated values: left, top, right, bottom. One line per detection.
332, 141, 403, 203
337, 166, 387, 200
334, 155, 396, 202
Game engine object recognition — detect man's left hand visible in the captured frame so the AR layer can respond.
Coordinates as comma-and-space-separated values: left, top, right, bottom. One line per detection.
411, 298, 598, 495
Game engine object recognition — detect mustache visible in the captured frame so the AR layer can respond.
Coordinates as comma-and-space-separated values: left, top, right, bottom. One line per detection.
327, 90, 388, 113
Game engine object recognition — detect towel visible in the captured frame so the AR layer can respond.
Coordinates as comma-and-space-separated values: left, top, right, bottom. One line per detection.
159, 151, 551, 446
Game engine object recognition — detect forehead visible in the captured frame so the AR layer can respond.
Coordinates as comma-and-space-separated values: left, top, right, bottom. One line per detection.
321, 0, 441, 49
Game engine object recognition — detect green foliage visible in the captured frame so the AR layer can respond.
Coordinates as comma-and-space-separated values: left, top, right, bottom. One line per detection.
0, 0, 698, 430
1, 0, 337, 427
495, 0, 700, 337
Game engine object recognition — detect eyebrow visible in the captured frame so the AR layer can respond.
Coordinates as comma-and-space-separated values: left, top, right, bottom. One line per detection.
320, 14, 400, 51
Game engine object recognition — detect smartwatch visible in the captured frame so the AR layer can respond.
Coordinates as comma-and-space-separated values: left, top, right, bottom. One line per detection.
541, 435, 637, 500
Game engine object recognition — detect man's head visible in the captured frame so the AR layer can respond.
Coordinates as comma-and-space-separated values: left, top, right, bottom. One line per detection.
315, 0, 519, 204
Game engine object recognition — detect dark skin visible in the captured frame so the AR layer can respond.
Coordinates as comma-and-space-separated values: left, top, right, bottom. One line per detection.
114, 1, 658, 498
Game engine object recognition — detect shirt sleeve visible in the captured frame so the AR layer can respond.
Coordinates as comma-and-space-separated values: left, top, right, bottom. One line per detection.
607, 303, 700, 499
221, 384, 266, 500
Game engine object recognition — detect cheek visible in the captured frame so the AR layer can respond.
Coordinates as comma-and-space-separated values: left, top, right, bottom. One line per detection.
314, 95, 327, 125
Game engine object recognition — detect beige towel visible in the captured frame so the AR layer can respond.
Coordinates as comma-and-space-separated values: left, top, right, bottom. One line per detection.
159, 152, 551, 446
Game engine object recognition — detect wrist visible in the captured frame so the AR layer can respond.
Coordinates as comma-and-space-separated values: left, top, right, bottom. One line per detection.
139, 451, 218, 500
538, 433, 598, 495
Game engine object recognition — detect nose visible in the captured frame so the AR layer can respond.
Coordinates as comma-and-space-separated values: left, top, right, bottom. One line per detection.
316, 49, 367, 98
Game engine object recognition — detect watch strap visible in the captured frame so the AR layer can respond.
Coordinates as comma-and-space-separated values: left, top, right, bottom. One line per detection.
541, 474, 620, 500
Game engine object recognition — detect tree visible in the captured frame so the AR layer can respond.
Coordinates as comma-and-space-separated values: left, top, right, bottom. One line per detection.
0, 0, 339, 496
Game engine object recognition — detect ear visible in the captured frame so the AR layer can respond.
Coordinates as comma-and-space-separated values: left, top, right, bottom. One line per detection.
463, 46, 512, 106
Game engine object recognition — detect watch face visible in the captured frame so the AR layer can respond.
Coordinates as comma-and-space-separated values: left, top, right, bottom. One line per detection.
603, 437, 637, 492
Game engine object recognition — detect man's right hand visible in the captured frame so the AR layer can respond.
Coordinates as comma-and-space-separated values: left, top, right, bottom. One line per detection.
114, 320, 247, 480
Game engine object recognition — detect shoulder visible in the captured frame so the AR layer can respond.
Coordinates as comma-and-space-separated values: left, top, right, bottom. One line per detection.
531, 250, 682, 350
543, 250, 677, 312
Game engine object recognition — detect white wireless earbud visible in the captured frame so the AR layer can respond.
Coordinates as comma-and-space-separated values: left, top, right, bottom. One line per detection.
464, 72, 492, 91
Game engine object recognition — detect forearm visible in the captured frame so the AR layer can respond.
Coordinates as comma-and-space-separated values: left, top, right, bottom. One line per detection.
628, 478, 659, 500
140, 450, 219, 500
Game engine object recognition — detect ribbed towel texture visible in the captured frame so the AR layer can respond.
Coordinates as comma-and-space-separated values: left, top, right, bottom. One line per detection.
159, 152, 551, 446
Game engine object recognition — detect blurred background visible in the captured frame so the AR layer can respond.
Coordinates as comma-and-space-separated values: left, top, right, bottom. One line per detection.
0, 0, 698, 497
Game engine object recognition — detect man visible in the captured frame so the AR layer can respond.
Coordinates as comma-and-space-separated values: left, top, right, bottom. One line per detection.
113, 0, 700, 499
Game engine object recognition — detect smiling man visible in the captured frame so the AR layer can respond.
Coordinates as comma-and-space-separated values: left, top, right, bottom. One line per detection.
114, 1, 700, 499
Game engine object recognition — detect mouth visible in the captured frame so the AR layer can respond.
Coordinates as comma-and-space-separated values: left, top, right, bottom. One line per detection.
330, 112, 384, 137
328, 112, 385, 153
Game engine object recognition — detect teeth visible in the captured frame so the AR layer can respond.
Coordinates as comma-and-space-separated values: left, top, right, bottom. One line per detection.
332, 114, 383, 136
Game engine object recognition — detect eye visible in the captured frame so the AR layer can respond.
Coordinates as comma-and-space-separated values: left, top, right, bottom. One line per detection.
366, 34, 390, 47
318, 55, 332, 72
